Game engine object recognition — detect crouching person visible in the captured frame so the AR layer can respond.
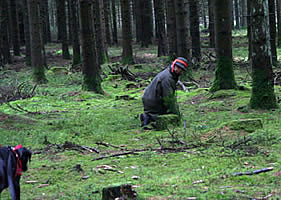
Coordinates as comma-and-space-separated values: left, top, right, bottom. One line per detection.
140, 57, 189, 128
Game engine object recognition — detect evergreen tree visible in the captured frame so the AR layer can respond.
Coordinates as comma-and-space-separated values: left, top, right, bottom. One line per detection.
210, 0, 237, 92
249, 0, 277, 109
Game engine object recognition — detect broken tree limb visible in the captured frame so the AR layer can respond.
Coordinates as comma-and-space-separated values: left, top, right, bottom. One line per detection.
232, 167, 274, 176
92, 151, 138, 161
92, 146, 200, 161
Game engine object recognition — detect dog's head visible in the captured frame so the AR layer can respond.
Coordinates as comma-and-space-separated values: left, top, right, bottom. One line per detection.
16, 147, 32, 172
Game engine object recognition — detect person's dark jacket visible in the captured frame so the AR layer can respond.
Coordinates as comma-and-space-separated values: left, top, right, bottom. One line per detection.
142, 66, 179, 117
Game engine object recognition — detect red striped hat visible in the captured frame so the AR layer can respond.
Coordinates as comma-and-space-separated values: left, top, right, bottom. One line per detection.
171, 57, 189, 72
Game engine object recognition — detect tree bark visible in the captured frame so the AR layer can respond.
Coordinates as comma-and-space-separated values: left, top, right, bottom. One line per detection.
69, 0, 81, 66
112, 0, 118, 44
174, 0, 189, 57
241, 0, 247, 27
0, 0, 12, 65
153, 0, 167, 56
23, 0, 31, 66
166, 0, 177, 58
8, 0, 21, 56
99, 0, 109, 62
190, 0, 201, 61
57, 0, 70, 59
93, 0, 106, 65
210, 0, 237, 92
249, 0, 277, 109
79, 0, 103, 93
103, 0, 111, 46
208, 0, 215, 48
234, 0, 240, 29
28, 0, 47, 83
268, 0, 277, 66
277, 0, 281, 47
120, 0, 134, 64
247, 0, 252, 61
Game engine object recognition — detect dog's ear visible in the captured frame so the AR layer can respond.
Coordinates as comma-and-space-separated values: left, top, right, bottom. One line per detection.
17, 147, 32, 171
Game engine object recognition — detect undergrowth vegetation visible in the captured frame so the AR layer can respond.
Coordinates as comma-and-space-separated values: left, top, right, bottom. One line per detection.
0, 33, 281, 199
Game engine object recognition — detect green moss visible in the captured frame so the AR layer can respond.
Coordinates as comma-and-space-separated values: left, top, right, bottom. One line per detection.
155, 114, 180, 130
208, 90, 236, 99
249, 69, 278, 109
122, 56, 134, 65
227, 118, 263, 133
32, 66, 47, 83
48, 67, 68, 74
82, 75, 103, 94
210, 56, 237, 92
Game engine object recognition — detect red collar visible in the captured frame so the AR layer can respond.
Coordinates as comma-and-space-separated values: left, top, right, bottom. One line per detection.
12, 145, 23, 178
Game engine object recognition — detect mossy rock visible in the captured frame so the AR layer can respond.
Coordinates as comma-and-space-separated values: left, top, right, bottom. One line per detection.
48, 67, 68, 74
227, 119, 263, 133
208, 90, 236, 99
155, 114, 180, 131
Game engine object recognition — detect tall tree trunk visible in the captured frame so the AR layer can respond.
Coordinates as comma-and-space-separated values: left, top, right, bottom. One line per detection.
28, 0, 47, 83
67, 0, 73, 43
249, 0, 277, 109
57, 0, 70, 59
99, 0, 109, 62
154, 0, 168, 56
241, 0, 247, 27
8, 0, 21, 56
103, 0, 111, 46
70, 0, 81, 66
23, 0, 31, 66
190, 0, 201, 61
0, 0, 12, 64
174, 0, 188, 57
277, 0, 281, 47
135, 0, 142, 42
268, 0, 277, 66
166, 0, 177, 57
93, 0, 106, 65
210, 0, 237, 92
201, 0, 207, 28
40, 0, 50, 44
120, 0, 134, 64
247, 0, 252, 61
79, 0, 103, 93
208, 0, 215, 48
140, 0, 153, 47
112, 0, 118, 44
234, 0, 240, 29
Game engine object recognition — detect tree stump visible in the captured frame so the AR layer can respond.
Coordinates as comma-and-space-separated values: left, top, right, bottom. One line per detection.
102, 184, 137, 200
154, 114, 180, 131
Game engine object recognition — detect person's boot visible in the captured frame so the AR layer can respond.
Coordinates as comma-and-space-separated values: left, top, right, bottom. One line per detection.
140, 113, 151, 127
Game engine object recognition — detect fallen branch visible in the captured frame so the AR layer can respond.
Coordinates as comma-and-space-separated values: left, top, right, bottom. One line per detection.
232, 167, 274, 176
96, 141, 126, 150
92, 146, 199, 161
92, 151, 138, 161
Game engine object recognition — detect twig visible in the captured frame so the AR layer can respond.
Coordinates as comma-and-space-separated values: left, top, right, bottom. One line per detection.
177, 81, 189, 92
96, 142, 126, 150
92, 151, 138, 161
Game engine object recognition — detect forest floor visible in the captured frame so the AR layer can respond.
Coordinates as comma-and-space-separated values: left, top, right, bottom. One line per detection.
1, 31, 281, 199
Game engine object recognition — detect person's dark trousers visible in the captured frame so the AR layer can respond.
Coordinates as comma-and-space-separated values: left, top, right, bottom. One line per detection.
140, 113, 151, 127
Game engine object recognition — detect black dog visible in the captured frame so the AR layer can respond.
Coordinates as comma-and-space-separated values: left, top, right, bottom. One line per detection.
0, 145, 31, 200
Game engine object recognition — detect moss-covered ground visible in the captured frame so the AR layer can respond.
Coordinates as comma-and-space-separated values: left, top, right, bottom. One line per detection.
0, 32, 281, 199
